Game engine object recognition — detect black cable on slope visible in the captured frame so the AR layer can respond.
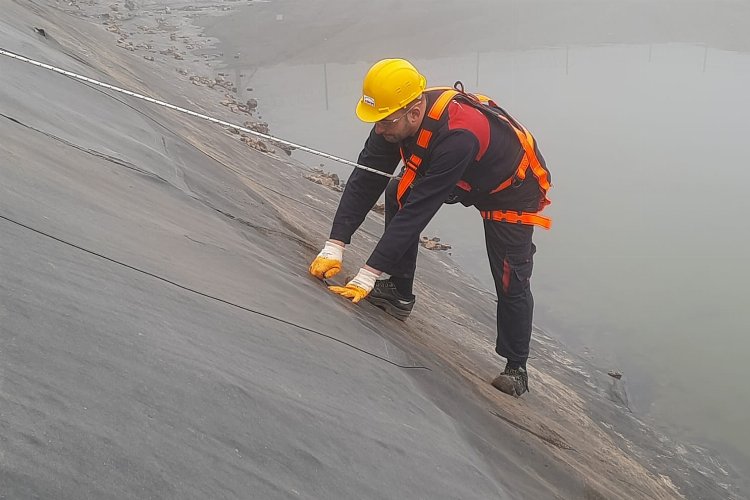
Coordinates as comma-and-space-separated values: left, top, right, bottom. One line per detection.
0, 214, 429, 371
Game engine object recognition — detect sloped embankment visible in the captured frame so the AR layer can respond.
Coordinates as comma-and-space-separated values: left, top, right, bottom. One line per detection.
0, 1, 741, 498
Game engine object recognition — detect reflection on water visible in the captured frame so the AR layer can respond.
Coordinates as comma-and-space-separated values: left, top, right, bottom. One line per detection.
215, 42, 750, 470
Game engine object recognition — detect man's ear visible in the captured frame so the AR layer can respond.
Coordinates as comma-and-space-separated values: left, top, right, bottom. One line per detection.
409, 100, 424, 122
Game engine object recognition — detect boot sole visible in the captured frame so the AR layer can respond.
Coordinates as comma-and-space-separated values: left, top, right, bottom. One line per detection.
366, 296, 412, 321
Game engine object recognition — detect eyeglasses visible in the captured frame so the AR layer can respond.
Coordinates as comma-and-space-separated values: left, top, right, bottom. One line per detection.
375, 100, 421, 128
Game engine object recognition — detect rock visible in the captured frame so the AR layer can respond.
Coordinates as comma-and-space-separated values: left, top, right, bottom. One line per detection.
246, 98, 258, 110
609, 378, 630, 410
277, 144, 294, 156
143, 55, 154, 61
608, 370, 623, 380
371, 202, 385, 215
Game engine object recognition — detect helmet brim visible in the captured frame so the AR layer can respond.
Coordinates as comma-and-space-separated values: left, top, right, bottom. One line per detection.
355, 99, 390, 123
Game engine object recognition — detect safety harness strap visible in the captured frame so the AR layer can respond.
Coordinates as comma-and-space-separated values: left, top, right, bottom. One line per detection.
480, 210, 552, 230
396, 153, 421, 206
396, 90, 459, 208
394, 87, 552, 229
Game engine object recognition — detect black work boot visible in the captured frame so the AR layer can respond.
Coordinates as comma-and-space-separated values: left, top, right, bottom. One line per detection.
491, 365, 529, 397
366, 278, 415, 321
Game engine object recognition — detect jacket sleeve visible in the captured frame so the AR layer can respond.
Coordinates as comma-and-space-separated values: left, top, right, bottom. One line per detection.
366, 130, 479, 273
329, 128, 401, 244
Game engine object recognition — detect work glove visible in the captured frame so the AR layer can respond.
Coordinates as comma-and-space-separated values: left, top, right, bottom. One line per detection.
328, 268, 379, 304
309, 241, 344, 279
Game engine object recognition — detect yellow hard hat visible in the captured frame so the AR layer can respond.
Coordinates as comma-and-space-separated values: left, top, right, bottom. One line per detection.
355, 59, 427, 123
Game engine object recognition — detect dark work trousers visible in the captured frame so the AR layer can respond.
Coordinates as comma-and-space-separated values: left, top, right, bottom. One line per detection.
484, 221, 536, 366
385, 176, 536, 365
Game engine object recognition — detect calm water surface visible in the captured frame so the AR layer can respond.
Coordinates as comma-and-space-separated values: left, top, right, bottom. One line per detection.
200, 0, 750, 473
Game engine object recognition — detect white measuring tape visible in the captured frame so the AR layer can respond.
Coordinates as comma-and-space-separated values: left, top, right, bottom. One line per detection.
0, 48, 396, 179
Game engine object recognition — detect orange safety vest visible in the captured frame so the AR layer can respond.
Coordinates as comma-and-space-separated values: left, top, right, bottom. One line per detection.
396, 85, 552, 229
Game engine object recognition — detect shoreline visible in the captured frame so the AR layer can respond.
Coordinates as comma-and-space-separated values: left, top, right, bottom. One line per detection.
6, 0, 745, 497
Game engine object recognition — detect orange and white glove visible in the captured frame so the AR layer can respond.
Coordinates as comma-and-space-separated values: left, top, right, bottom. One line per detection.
328, 268, 379, 304
309, 241, 344, 279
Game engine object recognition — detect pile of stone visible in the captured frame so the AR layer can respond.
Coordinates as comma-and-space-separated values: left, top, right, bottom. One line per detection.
159, 46, 185, 60
237, 122, 293, 156
304, 168, 344, 192
419, 236, 451, 251
239, 135, 272, 153
216, 95, 259, 115
243, 120, 268, 134
190, 75, 238, 94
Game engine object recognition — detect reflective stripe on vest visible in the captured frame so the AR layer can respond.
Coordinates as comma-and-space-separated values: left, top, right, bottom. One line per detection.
396, 89, 455, 208
396, 88, 552, 229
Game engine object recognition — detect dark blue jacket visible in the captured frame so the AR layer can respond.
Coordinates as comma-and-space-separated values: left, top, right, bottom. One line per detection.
330, 89, 547, 274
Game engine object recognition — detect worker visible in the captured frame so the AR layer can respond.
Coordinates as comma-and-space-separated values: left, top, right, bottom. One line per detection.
309, 59, 552, 397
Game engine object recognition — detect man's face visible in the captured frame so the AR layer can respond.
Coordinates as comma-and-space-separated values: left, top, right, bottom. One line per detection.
373, 101, 420, 143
